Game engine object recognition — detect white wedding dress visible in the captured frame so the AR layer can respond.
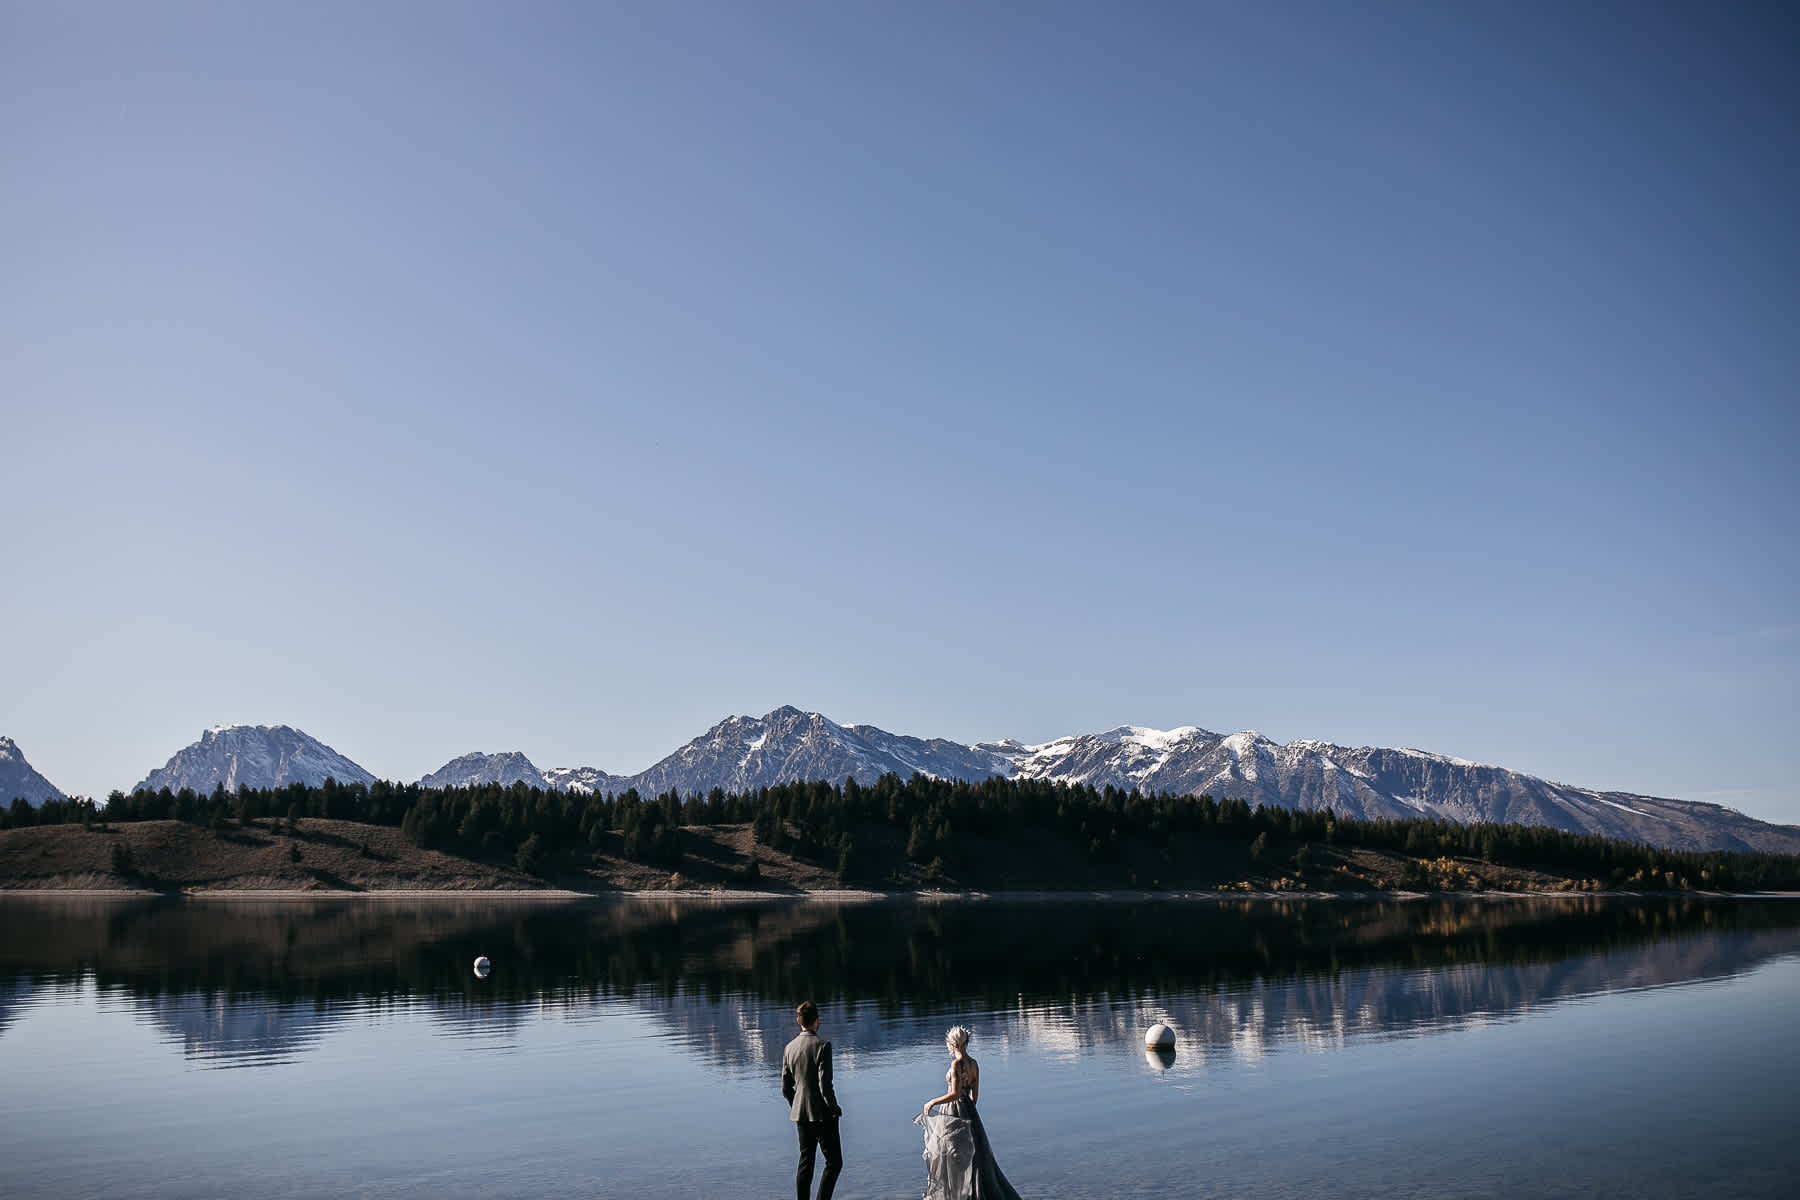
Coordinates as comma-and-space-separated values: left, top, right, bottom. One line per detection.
914, 1057, 1023, 1200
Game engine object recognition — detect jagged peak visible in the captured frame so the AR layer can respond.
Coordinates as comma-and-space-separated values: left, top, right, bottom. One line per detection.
744, 706, 850, 737
201, 723, 309, 742
424, 749, 541, 775
700, 706, 826, 737
417, 749, 545, 789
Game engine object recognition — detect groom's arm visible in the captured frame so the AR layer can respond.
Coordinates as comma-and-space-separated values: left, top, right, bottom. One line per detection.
819, 1041, 841, 1117
781, 1049, 796, 1104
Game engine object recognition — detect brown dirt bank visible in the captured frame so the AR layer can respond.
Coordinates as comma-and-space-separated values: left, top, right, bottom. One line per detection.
0, 818, 1659, 896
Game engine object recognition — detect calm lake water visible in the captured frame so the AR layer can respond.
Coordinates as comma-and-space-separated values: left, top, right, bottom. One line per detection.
2, 894, 1796, 1199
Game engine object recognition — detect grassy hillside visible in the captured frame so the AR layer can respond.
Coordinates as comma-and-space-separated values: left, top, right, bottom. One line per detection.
0, 816, 1721, 894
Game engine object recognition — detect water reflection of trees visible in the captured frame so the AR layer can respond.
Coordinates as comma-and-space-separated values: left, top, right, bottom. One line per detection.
3, 896, 1797, 1005
2, 896, 1796, 1069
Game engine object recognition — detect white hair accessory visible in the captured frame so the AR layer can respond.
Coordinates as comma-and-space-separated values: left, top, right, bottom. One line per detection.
945, 1025, 973, 1052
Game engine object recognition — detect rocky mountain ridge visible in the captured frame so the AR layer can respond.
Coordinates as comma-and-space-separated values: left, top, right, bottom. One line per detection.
413, 708, 1797, 854
983, 725, 1783, 852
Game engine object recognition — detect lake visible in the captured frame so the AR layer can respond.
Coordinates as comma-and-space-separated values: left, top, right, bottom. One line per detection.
2, 894, 1796, 1199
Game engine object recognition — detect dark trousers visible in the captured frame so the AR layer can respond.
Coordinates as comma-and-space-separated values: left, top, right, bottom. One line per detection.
794, 1117, 842, 1200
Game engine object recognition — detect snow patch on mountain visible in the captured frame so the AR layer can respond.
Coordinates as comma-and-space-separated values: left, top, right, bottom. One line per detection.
541, 766, 629, 795
1390, 746, 1494, 770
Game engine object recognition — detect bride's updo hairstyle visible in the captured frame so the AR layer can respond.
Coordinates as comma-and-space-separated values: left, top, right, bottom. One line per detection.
945, 1025, 973, 1054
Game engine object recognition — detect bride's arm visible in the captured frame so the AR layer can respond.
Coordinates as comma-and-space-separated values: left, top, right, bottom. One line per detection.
921, 1085, 959, 1116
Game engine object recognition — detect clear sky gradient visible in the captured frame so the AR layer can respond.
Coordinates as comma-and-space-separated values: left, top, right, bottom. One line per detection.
5, 3, 1796, 821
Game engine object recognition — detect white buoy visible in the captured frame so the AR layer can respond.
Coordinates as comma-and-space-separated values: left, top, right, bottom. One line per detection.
1144, 1022, 1175, 1050
473, 956, 491, 979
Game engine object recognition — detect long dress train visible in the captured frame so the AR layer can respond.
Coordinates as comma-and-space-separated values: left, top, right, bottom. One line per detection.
915, 1099, 1023, 1200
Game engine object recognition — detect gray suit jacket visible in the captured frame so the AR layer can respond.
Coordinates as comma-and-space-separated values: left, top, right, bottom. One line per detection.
781, 1029, 841, 1122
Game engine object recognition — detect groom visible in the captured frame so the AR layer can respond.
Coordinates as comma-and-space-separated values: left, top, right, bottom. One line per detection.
781, 1000, 843, 1200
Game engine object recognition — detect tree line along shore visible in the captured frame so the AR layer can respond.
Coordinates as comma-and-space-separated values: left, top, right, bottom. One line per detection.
4, 774, 1798, 893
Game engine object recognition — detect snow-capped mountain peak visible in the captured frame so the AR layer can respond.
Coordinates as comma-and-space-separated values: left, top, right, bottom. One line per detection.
132, 725, 375, 794
625, 706, 1015, 797
1, 735, 67, 806
417, 751, 548, 791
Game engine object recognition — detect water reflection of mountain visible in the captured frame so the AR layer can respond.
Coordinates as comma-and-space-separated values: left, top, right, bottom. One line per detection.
1010, 927, 1800, 1066
640, 926, 1800, 1073
113, 992, 542, 1066
2, 895, 1796, 1069
0, 977, 27, 1041
107, 991, 353, 1068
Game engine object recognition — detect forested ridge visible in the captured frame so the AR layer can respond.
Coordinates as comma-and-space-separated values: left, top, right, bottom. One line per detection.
6, 773, 1799, 892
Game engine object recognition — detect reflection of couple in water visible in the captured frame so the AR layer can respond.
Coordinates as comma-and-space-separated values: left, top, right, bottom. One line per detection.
781, 1001, 1023, 1200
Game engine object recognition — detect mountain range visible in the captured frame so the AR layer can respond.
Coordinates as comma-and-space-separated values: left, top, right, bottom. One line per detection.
5, 708, 1797, 855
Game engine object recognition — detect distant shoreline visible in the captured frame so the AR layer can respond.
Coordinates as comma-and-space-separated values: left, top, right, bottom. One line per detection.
3, 885, 1793, 902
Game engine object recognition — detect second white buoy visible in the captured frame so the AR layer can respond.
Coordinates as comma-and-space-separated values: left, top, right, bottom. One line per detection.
1144, 1022, 1175, 1049
473, 956, 491, 979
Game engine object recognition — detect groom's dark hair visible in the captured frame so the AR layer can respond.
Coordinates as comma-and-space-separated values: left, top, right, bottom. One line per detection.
796, 1000, 819, 1027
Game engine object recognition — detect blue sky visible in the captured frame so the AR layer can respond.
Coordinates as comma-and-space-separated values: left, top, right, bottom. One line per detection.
5, 3, 1796, 822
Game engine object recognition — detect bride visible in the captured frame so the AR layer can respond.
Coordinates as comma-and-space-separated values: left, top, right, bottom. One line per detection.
915, 1025, 1023, 1200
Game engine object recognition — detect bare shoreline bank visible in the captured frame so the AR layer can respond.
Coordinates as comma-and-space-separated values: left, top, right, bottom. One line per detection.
2, 885, 1790, 902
